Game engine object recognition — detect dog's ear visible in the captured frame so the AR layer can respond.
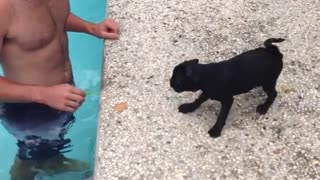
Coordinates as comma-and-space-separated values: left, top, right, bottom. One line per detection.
183, 59, 199, 65
188, 59, 199, 64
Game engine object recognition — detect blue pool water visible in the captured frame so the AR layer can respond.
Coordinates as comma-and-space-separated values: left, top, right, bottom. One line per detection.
0, 0, 106, 179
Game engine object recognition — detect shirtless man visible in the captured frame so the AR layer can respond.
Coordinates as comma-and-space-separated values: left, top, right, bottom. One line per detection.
0, 0, 119, 111
0, 0, 119, 179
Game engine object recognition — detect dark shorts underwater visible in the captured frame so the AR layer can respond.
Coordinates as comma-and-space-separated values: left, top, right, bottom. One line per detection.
0, 80, 76, 160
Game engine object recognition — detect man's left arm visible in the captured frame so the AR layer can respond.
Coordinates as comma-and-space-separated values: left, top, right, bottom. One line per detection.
65, 13, 120, 40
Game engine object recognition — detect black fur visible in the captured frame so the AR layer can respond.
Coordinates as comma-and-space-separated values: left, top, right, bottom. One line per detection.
170, 38, 285, 138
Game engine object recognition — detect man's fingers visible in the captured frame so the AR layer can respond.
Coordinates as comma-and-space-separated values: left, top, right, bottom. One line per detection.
106, 23, 119, 33
70, 87, 85, 97
106, 18, 120, 32
67, 93, 85, 103
62, 106, 75, 112
101, 32, 119, 40
65, 100, 80, 109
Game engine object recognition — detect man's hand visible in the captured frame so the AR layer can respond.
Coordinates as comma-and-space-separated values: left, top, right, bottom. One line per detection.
38, 84, 86, 112
66, 13, 120, 40
92, 18, 120, 40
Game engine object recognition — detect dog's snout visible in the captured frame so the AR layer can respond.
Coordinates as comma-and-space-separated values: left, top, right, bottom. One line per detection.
170, 78, 183, 93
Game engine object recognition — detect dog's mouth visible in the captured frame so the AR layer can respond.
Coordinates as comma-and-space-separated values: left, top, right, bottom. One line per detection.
171, 85, 199, 93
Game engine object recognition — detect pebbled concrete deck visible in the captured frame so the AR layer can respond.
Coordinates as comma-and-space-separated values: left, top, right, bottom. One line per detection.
96, 0, 320, 179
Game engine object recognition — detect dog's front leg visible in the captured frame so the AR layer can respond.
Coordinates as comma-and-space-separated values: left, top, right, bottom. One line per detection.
179, 93, 209, 113
208, 97, 234, 137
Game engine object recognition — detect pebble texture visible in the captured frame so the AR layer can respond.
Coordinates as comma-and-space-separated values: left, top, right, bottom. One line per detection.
96, 0, 320, 179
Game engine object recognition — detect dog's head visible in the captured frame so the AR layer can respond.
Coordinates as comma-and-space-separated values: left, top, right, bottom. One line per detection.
170, 59, 201, 93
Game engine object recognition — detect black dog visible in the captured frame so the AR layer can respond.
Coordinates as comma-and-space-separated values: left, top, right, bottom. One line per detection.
170, 38, 285, 138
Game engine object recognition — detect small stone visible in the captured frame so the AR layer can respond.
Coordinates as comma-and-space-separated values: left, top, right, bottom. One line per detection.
281, 84, 293, 93
114, 102, 128, 112
273, 149, 282, 154
312, 160, 319, 167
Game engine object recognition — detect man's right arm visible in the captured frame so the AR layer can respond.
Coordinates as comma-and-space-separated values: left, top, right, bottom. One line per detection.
0, 77, 44, 103
0, 76, 85, 112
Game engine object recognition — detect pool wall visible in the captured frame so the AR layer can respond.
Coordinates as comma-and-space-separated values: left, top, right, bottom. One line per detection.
68, 0, 107, 178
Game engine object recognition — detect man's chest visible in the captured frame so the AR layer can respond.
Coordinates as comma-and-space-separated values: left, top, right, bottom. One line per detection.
7, 0, 70, 50
12, 0, 70, 26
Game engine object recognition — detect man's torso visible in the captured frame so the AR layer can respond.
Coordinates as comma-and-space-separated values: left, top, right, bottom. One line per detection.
1, 0, 72, 85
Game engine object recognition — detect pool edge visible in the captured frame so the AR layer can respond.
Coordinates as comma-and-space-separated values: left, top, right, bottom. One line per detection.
93, 0, 109, 179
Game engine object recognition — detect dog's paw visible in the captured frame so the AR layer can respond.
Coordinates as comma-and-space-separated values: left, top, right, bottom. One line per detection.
178, 103, 197, 114
208, 127, 222, 138
256, 104, 268, 115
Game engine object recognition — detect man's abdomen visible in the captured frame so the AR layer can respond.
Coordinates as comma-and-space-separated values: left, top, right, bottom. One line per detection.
1, 37, 73, 86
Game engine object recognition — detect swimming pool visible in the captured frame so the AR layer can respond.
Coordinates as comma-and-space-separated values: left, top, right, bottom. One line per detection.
0, 0, 107, 179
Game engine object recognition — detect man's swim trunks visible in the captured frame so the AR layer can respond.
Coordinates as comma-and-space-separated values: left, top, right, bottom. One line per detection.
0, 80, 76, 160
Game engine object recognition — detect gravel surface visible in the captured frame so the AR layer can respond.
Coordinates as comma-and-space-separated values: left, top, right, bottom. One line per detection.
96, 0, 320, 179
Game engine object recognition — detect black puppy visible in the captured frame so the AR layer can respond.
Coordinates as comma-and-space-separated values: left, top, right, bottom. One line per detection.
170, 38, 285, 138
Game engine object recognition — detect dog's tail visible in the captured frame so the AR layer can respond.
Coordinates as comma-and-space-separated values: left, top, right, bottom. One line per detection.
264, 38, 285, 54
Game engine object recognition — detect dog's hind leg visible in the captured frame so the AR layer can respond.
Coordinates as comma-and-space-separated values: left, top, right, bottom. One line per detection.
256, 81, 278, 115
208, 97, 234, 137
179, 93, 209, 113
